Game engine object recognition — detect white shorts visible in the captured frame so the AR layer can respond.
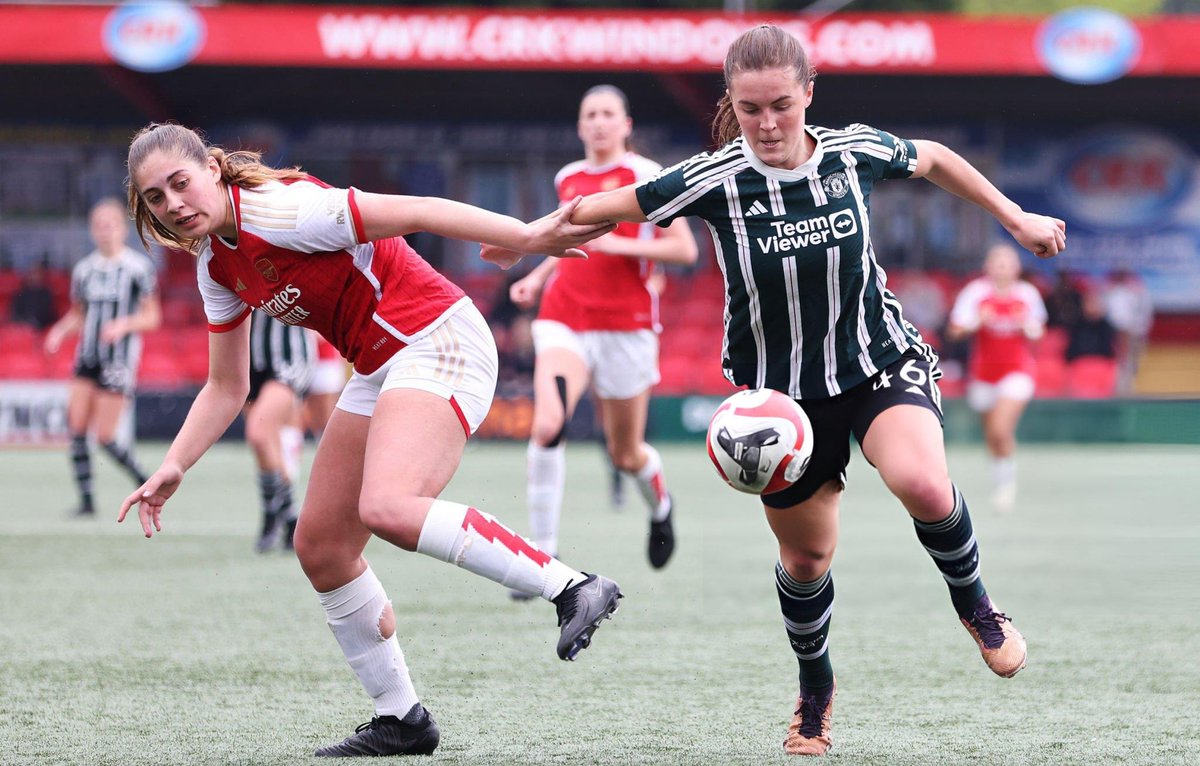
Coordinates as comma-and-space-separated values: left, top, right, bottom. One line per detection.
309, 359, 348, 396
337, 304, 498, 437
967, 372, 1036, 412
531, 319, 660, 400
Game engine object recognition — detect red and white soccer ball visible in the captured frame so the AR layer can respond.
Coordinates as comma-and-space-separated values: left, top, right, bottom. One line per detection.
706, 389, 814, 495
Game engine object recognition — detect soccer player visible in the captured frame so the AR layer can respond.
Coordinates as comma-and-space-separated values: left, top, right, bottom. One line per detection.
244, 309, 316, 552
45, 198, 161, 517
507, 85, 697, 579
947, 243, 1047, 511
118, 123, 623, 757
487, 24, 1065, 756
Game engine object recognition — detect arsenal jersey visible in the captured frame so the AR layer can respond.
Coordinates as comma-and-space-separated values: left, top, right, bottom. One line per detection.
538, 153, 664, 332
196, 178, 467, 375
950, 278, 1047, 383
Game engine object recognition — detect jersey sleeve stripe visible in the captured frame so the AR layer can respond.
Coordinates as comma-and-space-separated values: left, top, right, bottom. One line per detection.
347, 188, 367, 244
208, 305, 252, 333
644, 161, 747, 223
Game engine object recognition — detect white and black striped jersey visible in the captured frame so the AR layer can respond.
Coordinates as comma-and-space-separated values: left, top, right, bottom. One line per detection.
69, 246, 157, 369
636, 124, 935, 400
249, 309, 317, 393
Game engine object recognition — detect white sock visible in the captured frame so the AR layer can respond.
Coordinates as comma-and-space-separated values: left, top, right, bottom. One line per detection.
991, 456, 1016, 490
281, 425, 303, 483
526, 442, 565, 553
416, 499, 581, 601
318, 567, 419, 718
632, 444, 671, 522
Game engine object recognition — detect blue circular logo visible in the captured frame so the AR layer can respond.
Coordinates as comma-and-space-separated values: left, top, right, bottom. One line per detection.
103, 2, 206, 73
1053, 129, 1192, 229
1036, 8, 1140, 85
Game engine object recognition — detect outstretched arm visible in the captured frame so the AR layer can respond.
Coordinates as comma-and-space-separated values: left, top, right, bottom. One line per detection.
118, 320, 251, 537
481, 185, 653, 270
912, 140, 1066, 258
587, 218, 698, 266
354, 193, 612, 257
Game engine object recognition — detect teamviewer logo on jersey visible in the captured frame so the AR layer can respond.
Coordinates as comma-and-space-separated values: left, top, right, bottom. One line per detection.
744, 200, 768, 217
829, 210, 858, 239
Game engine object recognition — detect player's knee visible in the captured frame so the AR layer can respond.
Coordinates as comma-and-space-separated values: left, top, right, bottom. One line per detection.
890, 471, 953, 518
607, 444, 641, 474
358, 493, 421, 550
779, 548, 833, 582
530, 416, 567, 448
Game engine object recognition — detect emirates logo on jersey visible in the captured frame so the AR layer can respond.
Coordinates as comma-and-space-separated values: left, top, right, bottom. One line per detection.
254, 258, 280, 283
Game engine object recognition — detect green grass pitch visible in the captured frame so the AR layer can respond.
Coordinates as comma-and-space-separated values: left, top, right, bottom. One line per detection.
1, 440, 1198, 765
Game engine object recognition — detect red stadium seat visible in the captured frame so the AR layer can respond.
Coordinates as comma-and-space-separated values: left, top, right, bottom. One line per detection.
0, 349, 46, 379
1038, 327, 1069, 360
1067, 356, 1117, 399
1036, 357, 1067, 397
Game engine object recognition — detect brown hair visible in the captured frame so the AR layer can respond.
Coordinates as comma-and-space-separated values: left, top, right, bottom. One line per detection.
712, 25, 816, 147
125, 123, 306, 252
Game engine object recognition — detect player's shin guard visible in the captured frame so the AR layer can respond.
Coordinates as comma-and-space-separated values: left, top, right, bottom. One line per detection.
526, 441, 565, 553
776, 563, 835, 692
631, 444, 671, 522
70, 434, 94, 512
318, 567, 420, 717
100, 440, 148, 484
913, 485, 987, 618
416, 500, 581, 601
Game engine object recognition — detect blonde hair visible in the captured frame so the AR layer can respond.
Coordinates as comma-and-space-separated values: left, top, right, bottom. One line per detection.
712, 25, 816, 147
126, 123, 306, 252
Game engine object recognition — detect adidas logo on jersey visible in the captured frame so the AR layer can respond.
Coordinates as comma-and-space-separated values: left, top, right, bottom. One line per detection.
744, 200, 768, 217
235, 278, 247, 292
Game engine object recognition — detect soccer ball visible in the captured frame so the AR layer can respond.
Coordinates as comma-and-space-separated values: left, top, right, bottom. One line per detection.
706, 389, 814, 495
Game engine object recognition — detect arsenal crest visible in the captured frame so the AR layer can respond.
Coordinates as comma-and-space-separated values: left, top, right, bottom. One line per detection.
822, 172, 849, 199
254, 258, 280, 283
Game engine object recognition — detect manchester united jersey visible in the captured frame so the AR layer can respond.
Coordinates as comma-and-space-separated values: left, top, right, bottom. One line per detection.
538, 153, 663, 332
196, 178, 467, 375
950, 278, 1047, 383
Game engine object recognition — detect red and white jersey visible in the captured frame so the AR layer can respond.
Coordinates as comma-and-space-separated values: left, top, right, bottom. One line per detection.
197, 178, 467, 375
538, 153, 663, 332
950, 278, 1047, 383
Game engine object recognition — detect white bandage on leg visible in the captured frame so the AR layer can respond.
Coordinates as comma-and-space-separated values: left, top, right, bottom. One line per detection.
526, 441, 565, 553
318, 567, 419, 717
416, 499, 581, 601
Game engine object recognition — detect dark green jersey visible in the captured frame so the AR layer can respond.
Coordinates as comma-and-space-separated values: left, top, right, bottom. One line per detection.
636, 124, 936, 400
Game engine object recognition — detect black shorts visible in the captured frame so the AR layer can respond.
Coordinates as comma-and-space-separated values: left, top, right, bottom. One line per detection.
74, 359, 135, 396
762, 350, 944, 509
247, 361, 313, 403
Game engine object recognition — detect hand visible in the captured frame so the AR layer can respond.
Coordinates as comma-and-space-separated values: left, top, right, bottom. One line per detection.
584, 233, 626, 255
509, 275, 544, 309
480, 244, 527, 271
525, 197, 614, 257
1007, 212, 1066, 259
100, 318, 129, 344
43, 329, 63, 354
118, 463, 185, 538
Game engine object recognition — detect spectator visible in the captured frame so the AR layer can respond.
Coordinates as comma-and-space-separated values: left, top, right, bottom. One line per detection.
1045, 271, 1084, 331
9, 263, 57, 330
1066, 289, 1116, 362
1105, 269, 1153, 394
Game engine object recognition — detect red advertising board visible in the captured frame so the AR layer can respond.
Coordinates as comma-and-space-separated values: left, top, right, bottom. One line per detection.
2, 5, 1199, 79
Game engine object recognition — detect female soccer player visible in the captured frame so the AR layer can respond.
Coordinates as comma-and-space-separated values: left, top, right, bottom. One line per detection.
947, 243, 1047, 512
488, 24, 1065, 756
117, 123, 623, 757
45, 198, 161, 516
507, 85, 697, 577
244, 309, 316, 552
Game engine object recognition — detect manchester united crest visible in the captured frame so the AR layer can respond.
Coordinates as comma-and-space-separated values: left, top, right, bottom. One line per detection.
254, 258, 280, 283
822, 171, 850, 199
